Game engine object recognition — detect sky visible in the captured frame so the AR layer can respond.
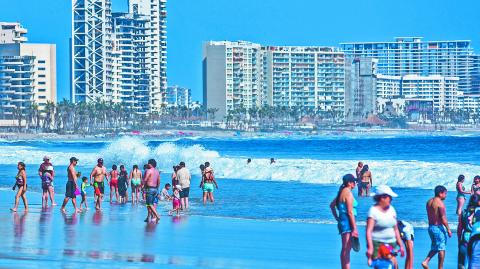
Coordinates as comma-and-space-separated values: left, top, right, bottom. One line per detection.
0, 0, 479, 102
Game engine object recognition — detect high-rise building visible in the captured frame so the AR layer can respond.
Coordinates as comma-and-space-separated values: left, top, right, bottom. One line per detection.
129, 0, 168, 112
344, 58, 378, 121
203, 41, 345, 119
166, 85, 191, 108
203, 41, 262, 119
341, 37, 476, 94
112, 12, 150, 113
376, 75, 458, 111
0, 23, 56, 122
0, 22, 27, 44
72, 0, 167, 113
262, 46, 345, 112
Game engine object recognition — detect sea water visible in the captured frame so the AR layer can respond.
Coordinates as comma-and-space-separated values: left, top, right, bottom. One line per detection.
0, 134, 478, 227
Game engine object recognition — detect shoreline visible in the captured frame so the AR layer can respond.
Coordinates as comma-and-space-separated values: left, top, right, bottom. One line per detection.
1, 127, 480, 141
0, 190, 459, 268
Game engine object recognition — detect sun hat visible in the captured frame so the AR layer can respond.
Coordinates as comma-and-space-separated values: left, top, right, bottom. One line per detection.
43, 155, 50, 161
370, 185, 398, 198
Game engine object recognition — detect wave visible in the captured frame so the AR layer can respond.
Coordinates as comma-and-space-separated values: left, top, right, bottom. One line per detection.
0, 136, 477, 189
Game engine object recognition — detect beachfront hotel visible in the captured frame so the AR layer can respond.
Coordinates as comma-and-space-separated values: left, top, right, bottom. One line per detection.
203, 41, 345, 119
166, 85, 191, 108
71, 0, 167, 114
341, 37, 478, 95
376, 75, 459, 112
203, 41, 263, 119
0, 22, 56, 123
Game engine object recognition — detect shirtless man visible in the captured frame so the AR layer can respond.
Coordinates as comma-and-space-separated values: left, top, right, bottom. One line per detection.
61, 157, 80, 213
144, 159, 160, 223
90, 158, 107, 210
422, 185, 452, 269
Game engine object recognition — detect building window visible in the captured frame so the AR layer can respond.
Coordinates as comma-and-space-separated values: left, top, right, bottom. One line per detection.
38, 60, 46, 64
38, 67, 46, 71
38, 74, 46, 78
39, 96, 46, 99
38, 81, 46, 85
38, 89, 46, 92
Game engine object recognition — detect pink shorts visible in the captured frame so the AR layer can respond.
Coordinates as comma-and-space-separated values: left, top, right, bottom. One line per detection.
173, 199, 180, 209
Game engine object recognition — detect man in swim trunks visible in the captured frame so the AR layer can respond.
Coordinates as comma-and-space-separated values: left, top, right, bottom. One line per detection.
61, 157, 80, 213
144, 159, 160, 223
176, 161, 191, 210
90, 158, 107, 210
422, 185, 452, 269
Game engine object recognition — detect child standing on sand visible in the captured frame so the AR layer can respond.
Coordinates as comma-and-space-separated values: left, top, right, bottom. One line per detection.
169, 185, 181, 216
79, 177, 90, 210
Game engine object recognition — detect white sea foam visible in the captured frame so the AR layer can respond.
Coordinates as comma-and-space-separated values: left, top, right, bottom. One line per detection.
0, 136, 477, 189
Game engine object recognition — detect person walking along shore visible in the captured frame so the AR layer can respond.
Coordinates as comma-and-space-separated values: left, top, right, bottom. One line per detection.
330, 174, 358, 269
422, 185, 452, 269
11, 162, 28, 212
61, 157, 80, 213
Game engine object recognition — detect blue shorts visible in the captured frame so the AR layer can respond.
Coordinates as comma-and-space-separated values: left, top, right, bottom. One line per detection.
145, 188, 157, 206
428, 225, 447, 251
337, 214, 352, 234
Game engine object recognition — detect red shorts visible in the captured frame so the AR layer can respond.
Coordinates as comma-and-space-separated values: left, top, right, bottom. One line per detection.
95, 186, 101, 196
110, 180, 118, 188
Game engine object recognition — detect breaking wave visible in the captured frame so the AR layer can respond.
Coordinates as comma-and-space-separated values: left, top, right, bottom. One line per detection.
0, 136, 476, 189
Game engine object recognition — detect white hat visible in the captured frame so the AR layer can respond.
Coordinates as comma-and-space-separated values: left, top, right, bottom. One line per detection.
370, 185, 398, 198
43, 155, 51, 161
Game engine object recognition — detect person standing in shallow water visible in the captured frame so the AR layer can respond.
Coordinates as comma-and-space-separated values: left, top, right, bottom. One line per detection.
11, 162, 28, 212
456, 174, 470, 216
90, 158, 107, 210
355, 162, 363, 197
38, 156, 56, 205
144, 159, 160, 223
329, 174, 358, 269
129, 165, 142, 204
61, 157, 80, 213
422, 185, 452, 269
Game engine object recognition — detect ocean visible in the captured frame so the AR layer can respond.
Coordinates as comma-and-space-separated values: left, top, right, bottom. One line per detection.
0, 134, 477, 227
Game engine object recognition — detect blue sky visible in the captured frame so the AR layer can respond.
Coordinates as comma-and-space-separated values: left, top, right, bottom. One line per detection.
1, 0, 479, 102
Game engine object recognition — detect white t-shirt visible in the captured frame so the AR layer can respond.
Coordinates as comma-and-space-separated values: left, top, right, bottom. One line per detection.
176, 167, 191, 188
368, 205, 397, 243
160, 188, 170, 201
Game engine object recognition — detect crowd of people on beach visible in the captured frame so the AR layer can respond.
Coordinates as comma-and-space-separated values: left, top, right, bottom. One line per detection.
331, 163, 480, 269
10, 155, 220, 222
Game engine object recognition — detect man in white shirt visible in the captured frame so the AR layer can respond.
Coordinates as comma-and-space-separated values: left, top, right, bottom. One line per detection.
176, 161, 191, 210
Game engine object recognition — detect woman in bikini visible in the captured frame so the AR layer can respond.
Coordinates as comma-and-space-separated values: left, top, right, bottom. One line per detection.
361, 165, 373, 197
129, 165, 142, 204
11, 162, 28, 212
471, 175, 480, 196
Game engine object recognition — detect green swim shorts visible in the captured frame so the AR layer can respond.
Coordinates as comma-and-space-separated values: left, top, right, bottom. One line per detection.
203, 182, 214, 193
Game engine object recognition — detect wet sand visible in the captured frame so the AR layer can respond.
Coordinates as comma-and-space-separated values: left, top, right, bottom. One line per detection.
0, 190, 458, 268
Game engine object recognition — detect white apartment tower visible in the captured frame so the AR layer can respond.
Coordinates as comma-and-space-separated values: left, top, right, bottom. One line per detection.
0, 22, 28, 44
0, 22, 56, 121
203, 41, 262, 119
203, 41, 346, 119
72, 0, 167, 113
